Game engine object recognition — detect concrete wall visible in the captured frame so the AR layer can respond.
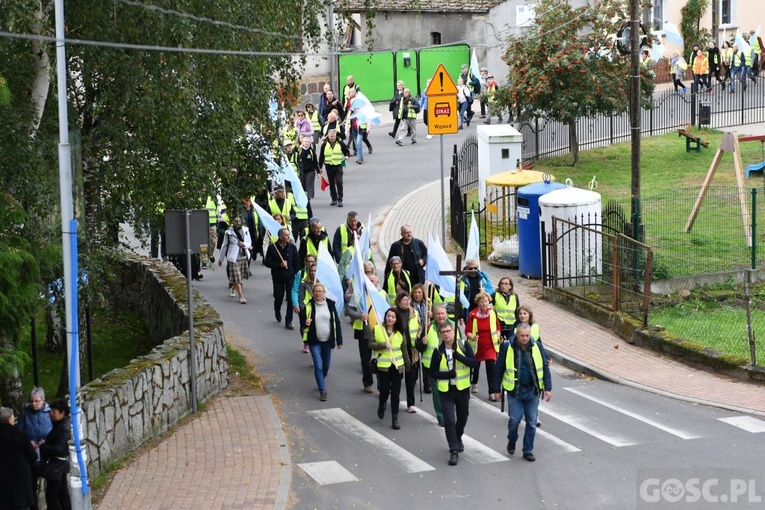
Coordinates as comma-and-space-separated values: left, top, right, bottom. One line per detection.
81, 255, 228, 476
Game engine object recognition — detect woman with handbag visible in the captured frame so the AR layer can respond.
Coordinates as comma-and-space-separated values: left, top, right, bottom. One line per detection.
370, 308, 410, 429
39, 400, 71, 510
218, 216, 252, 304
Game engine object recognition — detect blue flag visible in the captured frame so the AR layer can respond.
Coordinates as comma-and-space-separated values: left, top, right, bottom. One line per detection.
253, 202, 285, 237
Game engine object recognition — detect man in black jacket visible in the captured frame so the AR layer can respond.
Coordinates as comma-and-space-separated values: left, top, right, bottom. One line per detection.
265, 228, 300, 330
387, 224, 427, 285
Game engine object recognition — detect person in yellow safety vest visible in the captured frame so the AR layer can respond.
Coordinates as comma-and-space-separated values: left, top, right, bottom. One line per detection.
421, 303, 453, 425
205, 196, 218, 262
466, 291, 502, 400
409, 284, 430, 392
342, 75, 360, 106
333, 211, 366, 263
287, 184, 310, 243
305, 102, 323, 147
492, 323, 552, 462
283, 139, 299, 173
318, 129, 350, 207
268, 184, 295, 233
298, 218, 330, 269
513, 305, 542, 348
370, 308, 410, 430
292, 259, 317, 353
281, 117, 298, 148
395, 88, 419, 146
721, 41, 734, 91
483, 75, 503, 125
492, 276, 520, 335
383, 256, 412, 306
394, 291, 423, 414
429, 320, 478, 466
344, 271, 386, 393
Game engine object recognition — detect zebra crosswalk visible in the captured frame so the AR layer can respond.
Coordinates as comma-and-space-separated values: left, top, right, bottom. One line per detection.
298, 384, 765, 485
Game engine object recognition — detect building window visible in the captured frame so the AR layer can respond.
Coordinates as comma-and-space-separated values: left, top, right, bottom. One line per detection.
652, 0, 665, 32
431, 32, 441, 45
721, 0, 732, 25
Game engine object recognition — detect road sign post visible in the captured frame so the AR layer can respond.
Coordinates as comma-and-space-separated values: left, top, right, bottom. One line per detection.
425, 64, 459, 246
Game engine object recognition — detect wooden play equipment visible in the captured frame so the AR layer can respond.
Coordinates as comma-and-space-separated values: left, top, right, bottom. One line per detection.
677, 124, 710, 153
685, 132, 751, 246
741, 134, 765, 178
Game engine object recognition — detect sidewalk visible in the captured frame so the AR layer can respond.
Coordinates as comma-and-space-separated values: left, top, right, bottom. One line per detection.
376, 180, 765, 417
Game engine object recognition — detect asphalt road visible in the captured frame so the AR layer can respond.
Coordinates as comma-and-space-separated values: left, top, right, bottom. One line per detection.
182, 124, 765, 509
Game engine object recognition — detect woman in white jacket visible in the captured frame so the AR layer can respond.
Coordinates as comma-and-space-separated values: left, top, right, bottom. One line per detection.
218, 216, 252, 303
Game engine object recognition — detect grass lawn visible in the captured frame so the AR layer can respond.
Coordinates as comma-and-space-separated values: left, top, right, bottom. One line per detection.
19, 308, 152, 399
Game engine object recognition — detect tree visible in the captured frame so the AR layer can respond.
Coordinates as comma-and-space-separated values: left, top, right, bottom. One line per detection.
0, 0, 350, 405
681, 0, 710, 51
495, 0, 633, 165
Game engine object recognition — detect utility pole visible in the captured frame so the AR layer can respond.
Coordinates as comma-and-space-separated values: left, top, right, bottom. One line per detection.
55, 0, 91, 507
629, 0, 642, 242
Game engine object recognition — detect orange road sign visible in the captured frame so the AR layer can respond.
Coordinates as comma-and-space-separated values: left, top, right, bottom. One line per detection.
425, 64, 459, 96
428, 95, 458, 135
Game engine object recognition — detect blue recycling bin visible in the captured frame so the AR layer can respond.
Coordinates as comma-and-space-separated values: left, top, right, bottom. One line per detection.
517, 180, 566, 278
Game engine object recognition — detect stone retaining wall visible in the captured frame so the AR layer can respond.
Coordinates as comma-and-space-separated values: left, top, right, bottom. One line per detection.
80, 255, 228, 476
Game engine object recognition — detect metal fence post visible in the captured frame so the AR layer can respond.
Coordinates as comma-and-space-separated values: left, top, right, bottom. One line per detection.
643, 249, 653, 327
752, 188, 757, 269
691, 83, 698, 128
535, 117, 540, 161
609, 112, 614, 145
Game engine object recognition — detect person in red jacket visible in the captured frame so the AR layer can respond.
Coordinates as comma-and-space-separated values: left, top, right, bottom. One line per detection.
466, 291, 502, 400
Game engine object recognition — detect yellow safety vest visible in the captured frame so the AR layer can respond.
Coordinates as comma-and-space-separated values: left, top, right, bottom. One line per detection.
398, 97, 417, 119
437, 341, 471, 392
405, 311, 421, 347
373, 325, 404, 370
492, 293, 518, 326
502, 342, 545, 392
323, 141, 345, 166
385, 270, 412, 306
268, 196, 292, 222
470, 310, 501, 353
307, 110, 321, 132
205, 197, 217, 224
422, 319, 454, 368
289, 192, 308, 220
302, 232, 329, 257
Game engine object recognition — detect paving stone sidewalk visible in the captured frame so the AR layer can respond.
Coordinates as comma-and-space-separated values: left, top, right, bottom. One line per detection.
97, 395, 290, 510
377, 180, 765, 416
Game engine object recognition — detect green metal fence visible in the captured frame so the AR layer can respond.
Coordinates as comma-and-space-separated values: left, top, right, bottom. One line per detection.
337, 44, 470, 102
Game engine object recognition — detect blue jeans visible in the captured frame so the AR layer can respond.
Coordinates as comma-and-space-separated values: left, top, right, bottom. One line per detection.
506, 386, 540, 454
459, 101, 468, 127
309, 342, 333, 392
355, 130, 364, 161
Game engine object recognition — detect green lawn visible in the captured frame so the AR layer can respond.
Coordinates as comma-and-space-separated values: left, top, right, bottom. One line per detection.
20, 308, 152, 399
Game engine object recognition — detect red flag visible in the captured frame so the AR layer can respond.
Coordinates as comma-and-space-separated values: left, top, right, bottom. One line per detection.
319, 171, 329, 192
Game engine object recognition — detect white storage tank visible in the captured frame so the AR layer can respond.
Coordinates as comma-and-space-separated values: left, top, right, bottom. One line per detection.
539, 184, 602, 287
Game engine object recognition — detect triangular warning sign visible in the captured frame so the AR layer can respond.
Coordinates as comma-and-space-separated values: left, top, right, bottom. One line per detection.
424, 63, 459, 96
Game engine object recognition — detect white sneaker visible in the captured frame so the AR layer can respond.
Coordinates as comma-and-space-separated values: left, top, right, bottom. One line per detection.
239, 297, 247, 304
426, 134, 433, 139
229, 289, 236, 297
471, 384, 478, 393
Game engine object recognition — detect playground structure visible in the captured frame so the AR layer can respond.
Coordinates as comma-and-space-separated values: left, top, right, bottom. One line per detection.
677, 124, 710, 153
742, 135, 765, 178
684, 132, 765, 248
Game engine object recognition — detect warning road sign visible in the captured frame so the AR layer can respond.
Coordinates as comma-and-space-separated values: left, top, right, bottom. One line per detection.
425, 63, 459, 135
424, 63, 459, 96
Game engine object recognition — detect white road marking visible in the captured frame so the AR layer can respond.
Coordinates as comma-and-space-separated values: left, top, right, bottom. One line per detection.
564, 387, 702, 440
298, 460, 359, 485
470, 397, 582, 453
307, 408, 436, 473
538, 401, 640, 447
719, 416, 765, 433
398, 404, 508, 464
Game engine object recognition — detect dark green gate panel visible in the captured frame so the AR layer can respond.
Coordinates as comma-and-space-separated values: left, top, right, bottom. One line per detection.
394, 50, 420, 97
418, 44, 470, 95
338, 52, 395, 102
